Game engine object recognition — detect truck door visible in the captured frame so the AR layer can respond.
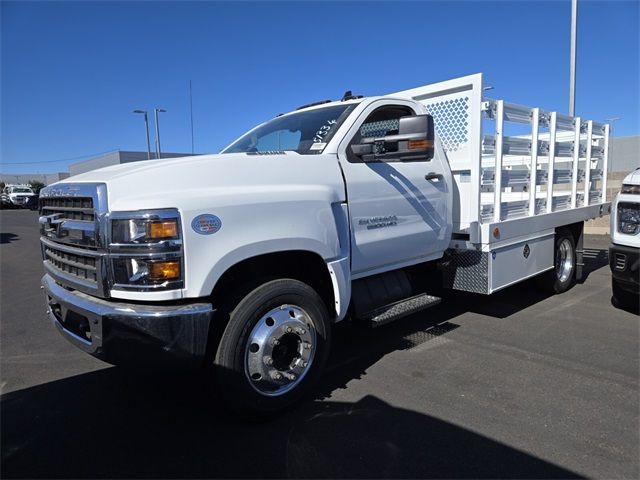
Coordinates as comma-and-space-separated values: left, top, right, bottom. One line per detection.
337, 100, 452, 276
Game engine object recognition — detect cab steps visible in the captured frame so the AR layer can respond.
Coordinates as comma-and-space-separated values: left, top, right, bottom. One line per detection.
359, 293, 442, 328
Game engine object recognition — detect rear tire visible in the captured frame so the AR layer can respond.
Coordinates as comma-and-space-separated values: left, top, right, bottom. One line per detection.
213, 278, 331, 416
537, 229, 576, 294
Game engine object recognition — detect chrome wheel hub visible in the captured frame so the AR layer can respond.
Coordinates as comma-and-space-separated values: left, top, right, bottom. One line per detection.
555, 238, 574, 283
244, 304, 316, 396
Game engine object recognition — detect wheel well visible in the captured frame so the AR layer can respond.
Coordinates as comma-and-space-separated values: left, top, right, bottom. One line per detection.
210, 250, 336, 318
557, 221, 584, 245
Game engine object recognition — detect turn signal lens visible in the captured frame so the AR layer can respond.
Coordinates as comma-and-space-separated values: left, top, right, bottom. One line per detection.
148, 260, 181, 281
147, 220, 178, 239
408, 139, 433, 150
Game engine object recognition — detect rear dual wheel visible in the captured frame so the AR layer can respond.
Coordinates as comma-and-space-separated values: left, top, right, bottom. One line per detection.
213, 279, 331, 416
537, 229, 577, 294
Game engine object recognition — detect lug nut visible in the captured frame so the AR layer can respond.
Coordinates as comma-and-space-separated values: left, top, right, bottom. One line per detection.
285, 373, 296, 381
296, 328, 306, 335
285, 327, 293, 333
302, 362, 308, 367
271, 372, 283, 380
271, 338, 280, 346
304, 343, 312, 350
263, 356, 273, 366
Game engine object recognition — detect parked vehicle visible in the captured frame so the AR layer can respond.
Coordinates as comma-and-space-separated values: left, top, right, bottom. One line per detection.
24, 193, 40, 211
610, 168, 640, 310
2, 184, 36, 208
38, 74, 612, 414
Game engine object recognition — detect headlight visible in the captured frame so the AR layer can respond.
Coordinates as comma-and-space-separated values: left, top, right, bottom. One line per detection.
111, 217, 180, 244
109, 209, 184, 290
618, 202, 640, 235
621, 184, 640, 195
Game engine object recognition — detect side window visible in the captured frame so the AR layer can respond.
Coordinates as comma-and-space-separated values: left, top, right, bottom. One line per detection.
347, 105, 415, 162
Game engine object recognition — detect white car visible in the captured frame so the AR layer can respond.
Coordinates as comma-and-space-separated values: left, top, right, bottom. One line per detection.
610, 168, 640, 310
1, 185, 36, 208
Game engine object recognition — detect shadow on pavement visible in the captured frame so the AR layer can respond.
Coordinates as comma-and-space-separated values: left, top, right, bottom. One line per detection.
582, 247, 609, 279
0, 233, 19, 244
0, 241, 609, 478
1, 368, 579, 479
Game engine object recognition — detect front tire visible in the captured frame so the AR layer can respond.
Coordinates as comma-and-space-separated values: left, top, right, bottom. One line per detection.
537, 229, 576, 294
214, 279, 331, 416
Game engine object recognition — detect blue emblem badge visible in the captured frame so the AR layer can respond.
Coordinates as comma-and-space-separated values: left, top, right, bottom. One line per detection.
191, 214, 222, 235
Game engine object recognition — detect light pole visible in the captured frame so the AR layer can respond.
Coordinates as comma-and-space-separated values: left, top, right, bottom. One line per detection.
154, 108, 167, 159
605, 117, 620, 173
605, 117, 621, 132
569, 0, 578, 116
133, 110, 151, 160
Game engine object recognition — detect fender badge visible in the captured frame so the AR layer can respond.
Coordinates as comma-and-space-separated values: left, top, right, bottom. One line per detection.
191, 214, 222, 235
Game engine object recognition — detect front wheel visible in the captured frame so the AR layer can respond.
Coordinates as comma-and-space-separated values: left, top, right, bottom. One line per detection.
213, 279, 331, 416
537, 229, 576, 294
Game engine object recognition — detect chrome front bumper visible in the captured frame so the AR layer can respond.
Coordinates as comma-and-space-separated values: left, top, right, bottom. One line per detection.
41, 274, 213, 367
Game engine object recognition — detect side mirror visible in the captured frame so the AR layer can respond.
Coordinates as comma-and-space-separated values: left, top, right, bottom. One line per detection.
394, 114, 435, 161
351, 114, 435, 162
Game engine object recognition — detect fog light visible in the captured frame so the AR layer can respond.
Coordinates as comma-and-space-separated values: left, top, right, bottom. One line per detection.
148, 260, 180, 281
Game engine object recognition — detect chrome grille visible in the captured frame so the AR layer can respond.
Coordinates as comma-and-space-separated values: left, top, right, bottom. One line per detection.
40, 197, 95, 221
39, 183, 108, 297
44, 244, 98, 284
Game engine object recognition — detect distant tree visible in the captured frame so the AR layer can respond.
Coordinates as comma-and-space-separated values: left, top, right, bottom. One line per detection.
28, 180, 45, 193
0, 182, 5, 190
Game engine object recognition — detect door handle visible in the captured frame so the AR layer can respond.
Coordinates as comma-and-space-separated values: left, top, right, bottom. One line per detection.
425, 172, 443, 181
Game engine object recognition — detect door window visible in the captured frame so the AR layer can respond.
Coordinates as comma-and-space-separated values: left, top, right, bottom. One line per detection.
347, 105, 415, 162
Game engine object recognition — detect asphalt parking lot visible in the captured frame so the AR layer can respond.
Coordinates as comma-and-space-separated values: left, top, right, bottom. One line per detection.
1, 209, 638, 479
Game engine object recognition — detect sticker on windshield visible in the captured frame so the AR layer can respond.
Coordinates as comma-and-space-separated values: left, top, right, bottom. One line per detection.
191, 214, 222, 235
310, 142, 326, 151
313, 119, 337, 143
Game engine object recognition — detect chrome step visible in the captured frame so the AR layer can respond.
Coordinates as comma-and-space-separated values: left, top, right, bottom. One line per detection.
359, 293, 442, 328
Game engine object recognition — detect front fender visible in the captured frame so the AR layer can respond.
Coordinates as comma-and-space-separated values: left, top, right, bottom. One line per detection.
183, 199, 351, 311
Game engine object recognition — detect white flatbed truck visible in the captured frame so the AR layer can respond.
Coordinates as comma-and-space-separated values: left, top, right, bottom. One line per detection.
39, 73, 611, 414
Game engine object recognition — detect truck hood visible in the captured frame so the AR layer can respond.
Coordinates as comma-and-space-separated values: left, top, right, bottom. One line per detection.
622, 168, 640, 186
56, 152, 347, 212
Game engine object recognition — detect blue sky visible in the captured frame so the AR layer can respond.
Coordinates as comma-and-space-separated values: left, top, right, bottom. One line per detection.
1, 0, 638, 174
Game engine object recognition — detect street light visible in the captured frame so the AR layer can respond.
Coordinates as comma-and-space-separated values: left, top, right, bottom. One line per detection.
605, 117, 621, 131
154, 108, 167, 159
132, 110, 151, 160
605, 117, 621, 174
569, 0, 578, 116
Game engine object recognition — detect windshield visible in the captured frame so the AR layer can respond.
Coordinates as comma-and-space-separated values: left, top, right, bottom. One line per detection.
12, 188, 33, 193
223, 103, 357, 155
